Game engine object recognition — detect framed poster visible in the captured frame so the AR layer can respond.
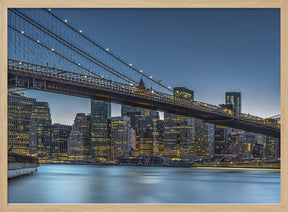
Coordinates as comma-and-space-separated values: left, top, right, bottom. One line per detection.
0, 0, 287, 211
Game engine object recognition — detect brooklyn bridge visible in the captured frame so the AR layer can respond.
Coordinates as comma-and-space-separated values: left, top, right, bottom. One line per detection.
8, 8, 280, 138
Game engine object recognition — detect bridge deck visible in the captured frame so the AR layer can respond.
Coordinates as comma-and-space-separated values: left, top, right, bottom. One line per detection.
8, 60, 280, 138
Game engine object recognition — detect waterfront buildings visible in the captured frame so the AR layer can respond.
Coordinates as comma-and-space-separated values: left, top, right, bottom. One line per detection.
7, 92, 280, 164
91, 100, 111, 161
266, 136, 280, 160
163, 87, 195, 158
163, 113, 195, 158
122, 104, 162, 157
128, 127, 136, 154
214, 125, 228, 158
194, 119, 215, 159
111, 116, 130, 160
29, 102, 52, 160
67, 113, 91, 161
51, 124, 72, 161
156, 119, 165, 156
8, 93, 36, 155
137, 116, 159, 157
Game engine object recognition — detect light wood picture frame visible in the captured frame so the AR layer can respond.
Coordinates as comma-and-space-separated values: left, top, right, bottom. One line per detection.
0, 0, 287, 211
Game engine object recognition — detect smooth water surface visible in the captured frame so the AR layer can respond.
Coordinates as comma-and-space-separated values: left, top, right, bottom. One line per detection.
8, 164, 280, 204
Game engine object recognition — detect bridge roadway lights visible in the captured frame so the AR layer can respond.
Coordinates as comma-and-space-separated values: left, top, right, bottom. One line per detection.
8, 67, 280, 139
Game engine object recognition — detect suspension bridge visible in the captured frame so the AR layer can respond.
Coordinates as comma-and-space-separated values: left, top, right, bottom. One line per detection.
8, 8, 280, 138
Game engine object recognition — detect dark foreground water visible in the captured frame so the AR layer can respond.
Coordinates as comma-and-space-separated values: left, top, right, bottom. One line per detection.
8, 164, 280, 204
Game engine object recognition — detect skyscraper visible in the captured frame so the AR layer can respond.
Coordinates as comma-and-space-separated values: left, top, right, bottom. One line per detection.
163, 113, 195, 158
214, 125, 228, 158
51, 124, 72, 162
122, 104, 161, 157
137, 116, 159, 157
155, 119, 164, 156
225, 92, 241, 114
67, 113, 91, 161
194, 119, 215, 160
8, 93, 36, 155
91, 100, 111, 161
128, 126, 136, 154
29, 102, 52, 160
162, 87, 195, 158
266, 136, 280, 160
111, 116, 130, 160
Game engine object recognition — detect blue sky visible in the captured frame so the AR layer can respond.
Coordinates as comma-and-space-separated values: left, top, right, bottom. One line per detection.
23, 8, 280, 125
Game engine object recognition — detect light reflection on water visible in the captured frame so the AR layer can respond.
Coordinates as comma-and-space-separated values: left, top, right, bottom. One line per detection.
8, 164, 280, 204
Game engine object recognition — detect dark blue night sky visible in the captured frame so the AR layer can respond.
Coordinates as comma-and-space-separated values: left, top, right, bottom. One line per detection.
24, 8, 280, 125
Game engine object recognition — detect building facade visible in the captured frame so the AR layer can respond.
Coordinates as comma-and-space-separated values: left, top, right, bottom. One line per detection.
122, 104, 161, 157
67, 113, 91, 161
214, 125, 228, 158
29, 102, 52, 160
111, 116, 130, 160
163, 113, 195, 158
194, 119, 215, 160
51, 124, 72, 162
8, 93, 36, 155
266, 136, 280, 160
91, 100, 111, 161
225, 92, 241, 114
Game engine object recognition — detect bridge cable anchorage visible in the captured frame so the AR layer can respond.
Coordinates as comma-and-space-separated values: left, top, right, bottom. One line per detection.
42, 8, 172, 92
10, 9, 138, 86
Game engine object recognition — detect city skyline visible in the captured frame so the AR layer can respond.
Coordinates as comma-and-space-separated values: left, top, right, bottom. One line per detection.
22, 8, 280, 125
6, 5, 282, 206
9, 91, 280, 163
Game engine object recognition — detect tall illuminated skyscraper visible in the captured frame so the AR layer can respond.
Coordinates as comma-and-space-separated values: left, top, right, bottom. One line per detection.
163, 87, 195, 158
111, 116, 130, 160
225, 92, 241, 114
8, 93, 36, 155
266, 136, 280, 160
194, 119, 215, 159
122, 104, 161, 157
29, 102, 52, 160
163, 114, 195, 158
214, 125, 228, 158
51, 124, 72, 161
67, 113, 91, 161
91, 100, 111, 161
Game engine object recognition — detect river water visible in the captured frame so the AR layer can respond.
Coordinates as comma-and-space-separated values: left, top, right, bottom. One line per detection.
8, 164, 280, 204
